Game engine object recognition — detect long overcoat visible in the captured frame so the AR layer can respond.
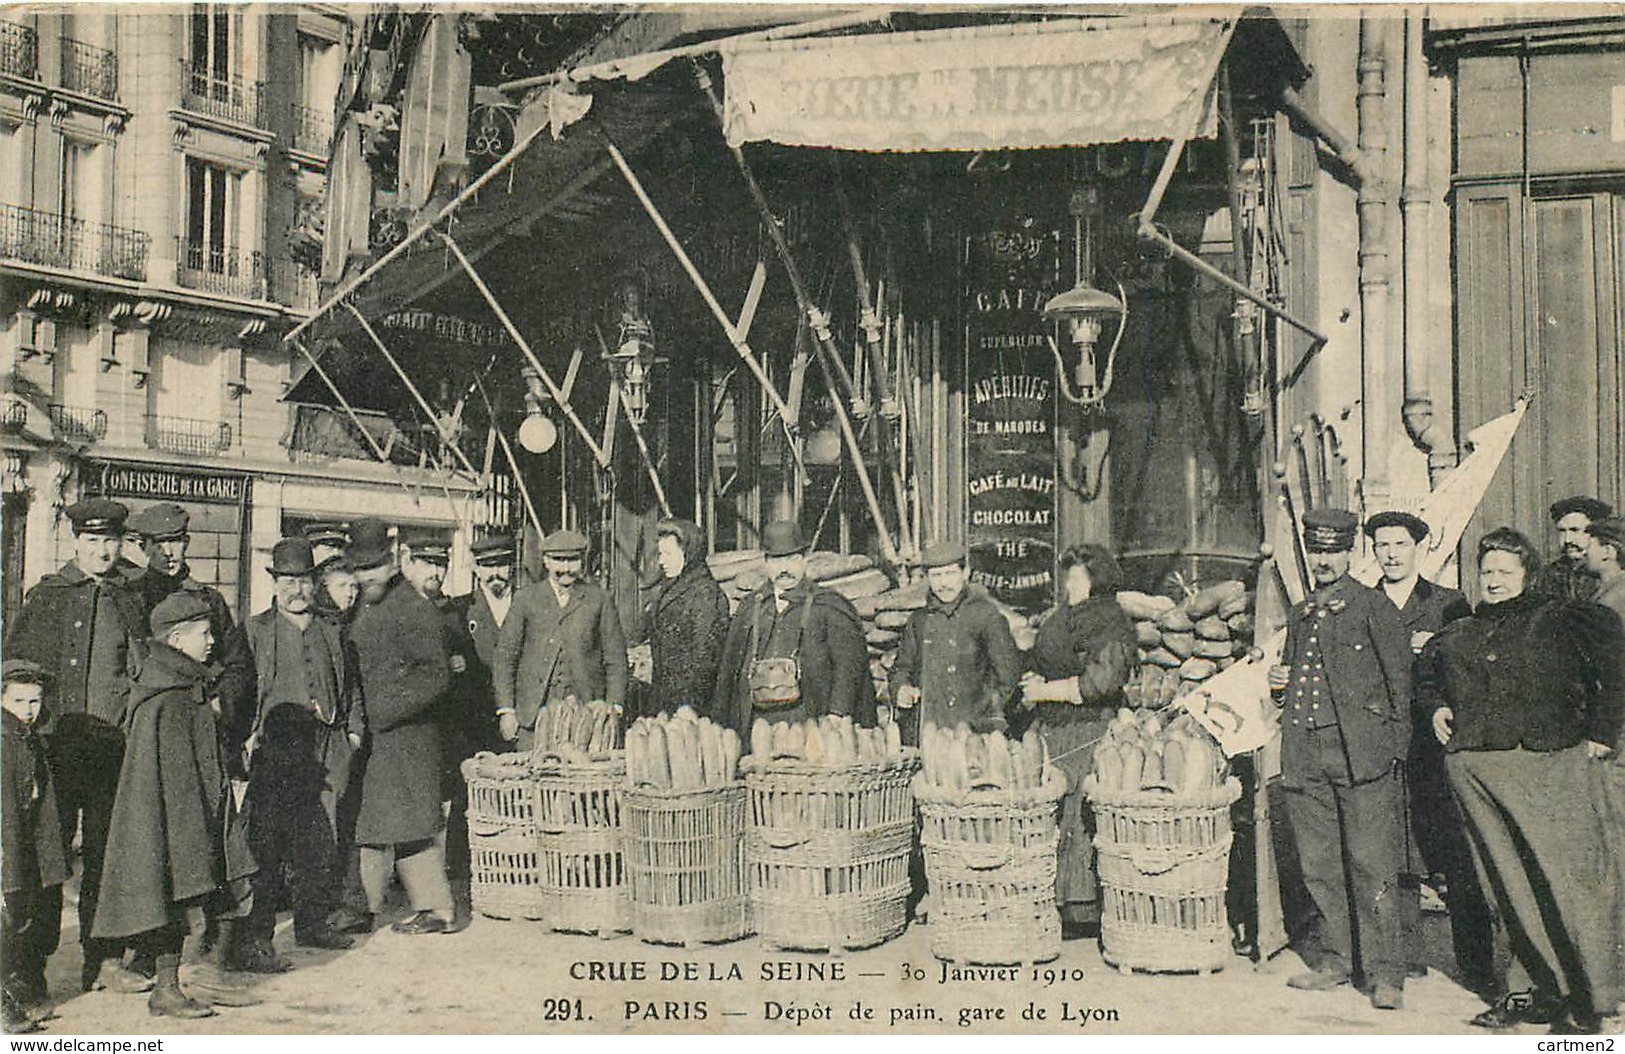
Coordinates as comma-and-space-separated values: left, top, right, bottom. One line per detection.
4, 563, 147, 728
492, 580, 627, 729
134, 567, 254, 751
641, 562, 730, 719
349, 576, 450, 845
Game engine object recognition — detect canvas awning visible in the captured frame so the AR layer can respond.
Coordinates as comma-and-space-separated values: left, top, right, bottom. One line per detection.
720, 13, 1238, 153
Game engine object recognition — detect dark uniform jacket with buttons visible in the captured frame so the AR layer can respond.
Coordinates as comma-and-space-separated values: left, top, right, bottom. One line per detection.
893, 584, 1020, 733
493, 579, 628, 730
1415, 592, 1624, 754
4, 563, 149, 732
1279, 575, 1414, 786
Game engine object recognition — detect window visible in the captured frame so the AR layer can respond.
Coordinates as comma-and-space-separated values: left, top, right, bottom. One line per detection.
188, 4, 237, 83
58, 138, 90, 220
184, 156, 238, 270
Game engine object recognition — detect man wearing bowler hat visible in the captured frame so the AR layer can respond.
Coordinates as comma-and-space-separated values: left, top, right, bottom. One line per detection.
1364, 510, 1491, 993
1543, 496, 1613, 602
1267, 508, 1414, 1010
493, 529, 627, 751
233, 538, 358, 969
892, 540, 1020, 741
713, 520, 876, 734
4, 498, 153, 993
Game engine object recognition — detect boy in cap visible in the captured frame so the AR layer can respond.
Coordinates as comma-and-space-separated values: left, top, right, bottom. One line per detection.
493, 529, 627, 751
892, 541, 1020, 740
2, 660, 67, 1031
712, 520, 875, 734
3, 498, 152, 993
92, 593, 258, 1018
1583, 516, 1625, 623
1544, 496, 1613, 602
1267, 508, 1414, 1009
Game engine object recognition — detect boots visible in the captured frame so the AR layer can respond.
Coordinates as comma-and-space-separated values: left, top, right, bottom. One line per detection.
147, 955, 213, 1020
183, 920, 262, 1007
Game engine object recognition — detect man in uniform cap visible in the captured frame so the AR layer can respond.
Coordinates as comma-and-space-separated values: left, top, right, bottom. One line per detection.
232, 538, 359, 969
891, 540, 1020, 740
1544, 496, 1613, 602
712, 520, 876, 734
344, 520, 457, 934
4, 498, 154, 993
1363, 510, 1491, 992
1268, 508, 1414, 1009
301, 523, 349, 570
445, 535, 514, 750
127, 503, 252, 765
493, 529, 627, 751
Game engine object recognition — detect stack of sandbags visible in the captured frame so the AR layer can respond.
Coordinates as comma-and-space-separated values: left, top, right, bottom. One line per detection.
1117, 581, 1255, 709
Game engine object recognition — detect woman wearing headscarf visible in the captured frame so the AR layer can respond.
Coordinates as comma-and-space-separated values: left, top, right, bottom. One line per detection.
636, 518, 730, 721
1416, 527, 1623, 1035
1020, 544, 1137, 934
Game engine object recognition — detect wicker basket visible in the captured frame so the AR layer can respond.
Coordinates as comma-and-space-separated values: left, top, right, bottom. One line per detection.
915, 770, 1067, 966
621, 782, 751, 946
531, 754, 630, 936
1085, 776, 1242, 974
744, 750, 921, 953
462, 754, 545, 921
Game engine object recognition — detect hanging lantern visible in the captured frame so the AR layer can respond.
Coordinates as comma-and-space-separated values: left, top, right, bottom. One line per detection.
605, 279, 656, 425
515, 365, 558, 453
1042, 280, 1127, 408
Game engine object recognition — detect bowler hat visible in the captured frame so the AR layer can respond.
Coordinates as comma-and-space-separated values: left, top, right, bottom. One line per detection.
65, 498, 128, 536
150, 591, 212, 639
1550, 495, 1613, 523
1301, 508, 1359, 553
269, 538, 316, 577
347, 518, 394, 570
760, 520, 809, 558
1364, 510, 1429, 543
920, 540, 967, 569
128, 503, 189, 541
540, 529, 587, 557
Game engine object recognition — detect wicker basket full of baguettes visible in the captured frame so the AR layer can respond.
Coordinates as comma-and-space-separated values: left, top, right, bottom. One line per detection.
528, 699, 630, 937
621, 708, 751, 946
1084, 707, 1240, 974
742, 714, 918, 953
462, 751, 545, 922
914, 723, 1067, 967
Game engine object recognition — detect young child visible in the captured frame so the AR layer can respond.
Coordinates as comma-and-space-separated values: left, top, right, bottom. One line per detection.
2, 660, 67, 1033
90, 593, 259, 1019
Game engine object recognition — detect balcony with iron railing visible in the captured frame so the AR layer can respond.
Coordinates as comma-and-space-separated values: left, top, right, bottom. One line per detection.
178, 60, 266, 129
47, 403, 107, 443
175, 237, 265, 300
2, 397, 28, 434
60, 36, 116, 101
0, 203, 149, 281
291, 103, 333, 157
1, 20, 38, 81
146, 414, 232, 457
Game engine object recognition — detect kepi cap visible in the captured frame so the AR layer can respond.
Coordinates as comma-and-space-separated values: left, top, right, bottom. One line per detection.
1550, 495, 1613, 523
128, 503, 188, 541
399, 527, 450, 564
920, 540, 967, 569
471, 534, 515, 564
65, 498, 128, 536
150, 591, 212, 639
760, 520, 809, 559
302, 521, 350, 548
1301, 508, 1359, 553
540, 529, 587, 557
1364, 510, 1429, 543
269, 537, 316, 577
346, 518, 394, 571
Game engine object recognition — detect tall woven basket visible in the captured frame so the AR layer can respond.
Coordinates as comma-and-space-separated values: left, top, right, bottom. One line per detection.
915, 769, 1067, 966
462, 753, 546, 922
1084, 776, 1242, 974
531, 754, 630, 937
744, 750, 921, 953
621, 782, 751, 946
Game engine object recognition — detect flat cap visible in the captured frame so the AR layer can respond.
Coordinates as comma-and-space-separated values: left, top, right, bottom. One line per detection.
540, 529, 588, 557
1585, 516, 1625, 553
760, 520, 809, 558
346, 518, 394, 571
302, 521, 350, 547
65, 498, 128, 536
1301, 507, 1359, 553
920, 540, 967, 569
150, 591, 213, 638
128, 502, 189, 540
1364, 510, 1429, 542
471, 534, 516, 563
1550, 495, 1613, 522
269, 537, 316, 577
2, 659, 46, 684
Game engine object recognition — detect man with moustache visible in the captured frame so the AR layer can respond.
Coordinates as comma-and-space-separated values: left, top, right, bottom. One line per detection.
1268, 509, 1414, 1010
1364, 511, 1491, 993
714, 520, 876, 734
493, 530, 627, 752
346, 520, 455, 934
445, 534, 514, 751
4, 499, 153, 993
234, 538, 357, 970
1542, 496, 1613, 602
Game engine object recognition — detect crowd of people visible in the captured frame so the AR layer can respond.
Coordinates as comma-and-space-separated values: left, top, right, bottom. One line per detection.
1, 495, 1620, 1033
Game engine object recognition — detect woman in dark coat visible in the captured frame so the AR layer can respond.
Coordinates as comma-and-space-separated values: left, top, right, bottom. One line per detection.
638, 518, 730, 720
1020, 544, 1137, 933
1416, 528, 1623, 1035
